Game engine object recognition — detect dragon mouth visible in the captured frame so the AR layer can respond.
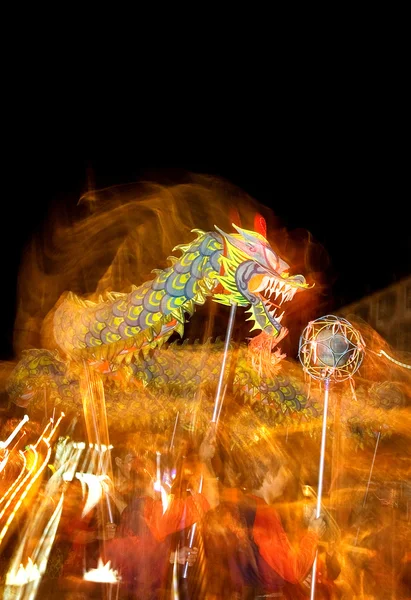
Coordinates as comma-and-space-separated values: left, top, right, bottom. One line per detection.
249, 274, 302, 332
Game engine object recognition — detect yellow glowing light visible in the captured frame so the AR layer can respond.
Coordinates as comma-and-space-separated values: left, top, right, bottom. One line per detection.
0, 451, 27, 505
0, 453, 9, 473
0, 439, 51, 545
34, 421, 52, 448
45, 413, 65, 443
303, 485, 312, 498
0, 415, 29, 450
0, 449, 38, 523
378, 349, 411, 369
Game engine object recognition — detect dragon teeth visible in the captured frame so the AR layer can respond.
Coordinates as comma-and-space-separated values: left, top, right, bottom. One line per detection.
260, 278, 298, 305
254, 276, 271, 293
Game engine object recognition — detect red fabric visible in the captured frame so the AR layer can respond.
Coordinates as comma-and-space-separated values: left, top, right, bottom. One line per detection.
105, 493, 210, 598
60, 516, 100, 577
143, 492, 210, 540
251, 495, 319, 584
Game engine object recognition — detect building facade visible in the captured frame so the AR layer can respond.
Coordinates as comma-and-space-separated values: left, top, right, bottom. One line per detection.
339, 275, 411, 351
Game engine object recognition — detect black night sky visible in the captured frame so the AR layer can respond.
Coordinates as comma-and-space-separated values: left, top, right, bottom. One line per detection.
1, 127, 410, 361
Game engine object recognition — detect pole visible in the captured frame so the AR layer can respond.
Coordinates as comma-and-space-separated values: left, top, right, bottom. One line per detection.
170, 412, 180, 452
183, 302, 237, 581
354, 430, 381, 546
310, 378, 330, 600
211, 302, 237, 423
362, 430, 381, 509
182, 475, 203, 579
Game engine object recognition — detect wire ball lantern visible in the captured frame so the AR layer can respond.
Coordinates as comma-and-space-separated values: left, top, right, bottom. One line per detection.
299, 315, 365, 383
298, 315, 365, 600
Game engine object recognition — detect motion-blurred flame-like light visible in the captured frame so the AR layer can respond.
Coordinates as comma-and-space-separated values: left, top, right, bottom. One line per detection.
6, 557, 41, 585
83, 558, 121, 583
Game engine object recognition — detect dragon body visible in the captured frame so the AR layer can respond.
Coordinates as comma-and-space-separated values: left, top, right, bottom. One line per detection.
7, 344, 317, 432
6, 222, 404, 445
53, 225, 309, 367
7, 342, 403, 447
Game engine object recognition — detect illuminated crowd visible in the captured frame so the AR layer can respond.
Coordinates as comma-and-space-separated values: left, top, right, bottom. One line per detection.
0, 412, 410, 599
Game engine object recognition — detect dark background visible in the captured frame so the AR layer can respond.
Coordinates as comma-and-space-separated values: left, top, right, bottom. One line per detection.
1, 126, 409, 361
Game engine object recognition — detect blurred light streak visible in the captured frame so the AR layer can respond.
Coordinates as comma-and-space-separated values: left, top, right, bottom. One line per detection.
0, 415, 29, 449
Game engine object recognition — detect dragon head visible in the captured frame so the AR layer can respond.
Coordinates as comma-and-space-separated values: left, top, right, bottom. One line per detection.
213, 223, 311, 340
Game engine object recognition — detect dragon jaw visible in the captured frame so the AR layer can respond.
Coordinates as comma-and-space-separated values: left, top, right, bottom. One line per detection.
214, 224, 311, 339
247, 269, 307, 335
